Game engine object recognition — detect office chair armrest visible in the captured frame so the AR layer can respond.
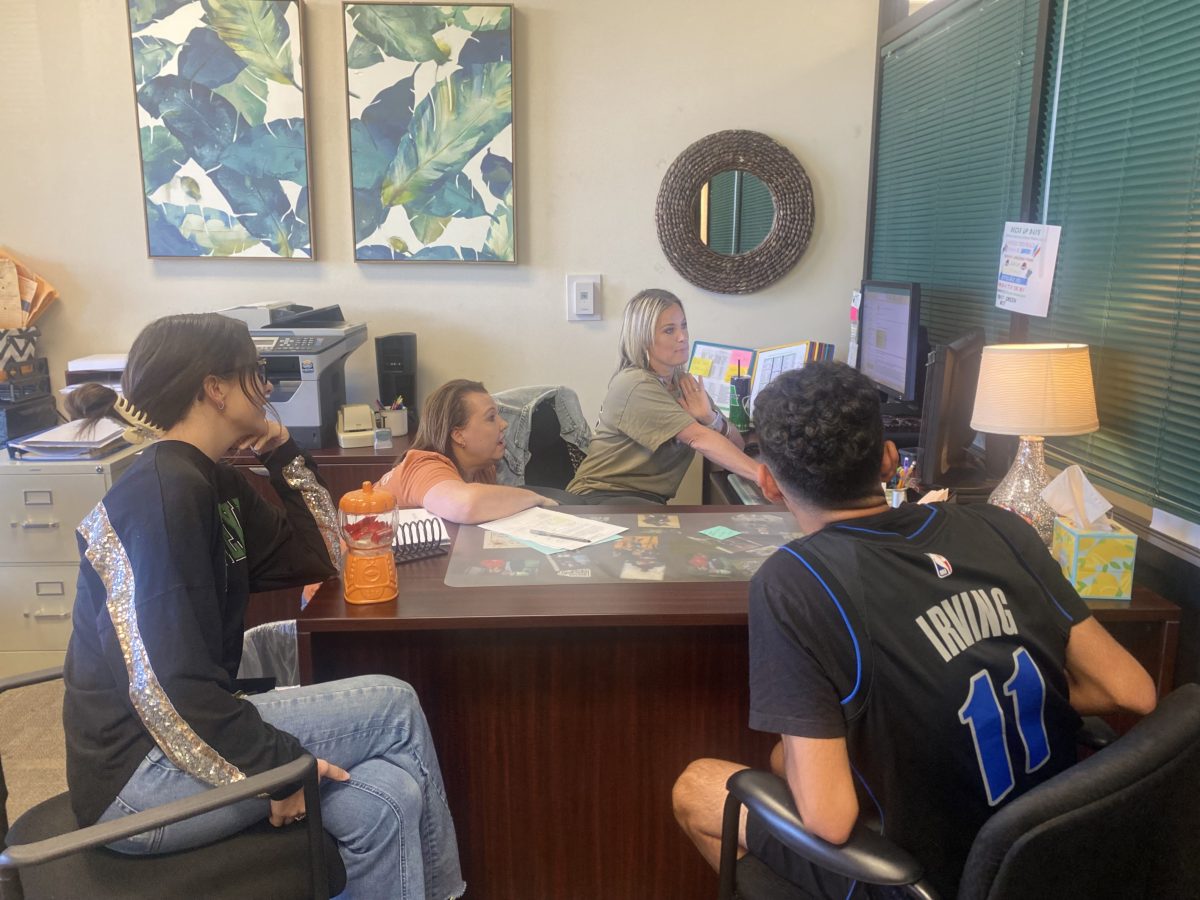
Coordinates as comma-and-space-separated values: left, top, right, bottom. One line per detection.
0, 755, 326, 877
1077, 716, 1118, 750
0, 667, 64, 695
721, 769, 930, 891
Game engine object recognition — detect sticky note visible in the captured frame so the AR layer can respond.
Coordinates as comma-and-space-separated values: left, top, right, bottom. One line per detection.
700, 525, 741, 540
689, 357, 713, 376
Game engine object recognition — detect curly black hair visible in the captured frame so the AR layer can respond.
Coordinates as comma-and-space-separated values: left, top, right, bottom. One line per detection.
753, 361, 884, 507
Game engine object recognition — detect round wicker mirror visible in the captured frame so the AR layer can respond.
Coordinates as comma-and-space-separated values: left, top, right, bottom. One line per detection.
655, 130, 814, 294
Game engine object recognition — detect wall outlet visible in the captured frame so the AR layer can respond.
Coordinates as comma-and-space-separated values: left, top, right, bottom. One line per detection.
567, 274, 601, 321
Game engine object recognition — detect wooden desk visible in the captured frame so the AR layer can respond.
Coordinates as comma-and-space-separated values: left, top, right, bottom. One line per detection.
299, 507, 1181, 899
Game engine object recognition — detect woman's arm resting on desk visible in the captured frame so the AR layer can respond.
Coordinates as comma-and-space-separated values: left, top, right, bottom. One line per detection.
423, 480, 555, 525
1064, 617, 1157, 716
677, 422, 758, 481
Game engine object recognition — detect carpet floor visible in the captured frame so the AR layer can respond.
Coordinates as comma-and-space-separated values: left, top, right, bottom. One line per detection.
1, 678, 68, 820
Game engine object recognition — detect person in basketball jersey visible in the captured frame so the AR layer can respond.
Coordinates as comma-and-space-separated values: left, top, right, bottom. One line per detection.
673, 361, 1156, 898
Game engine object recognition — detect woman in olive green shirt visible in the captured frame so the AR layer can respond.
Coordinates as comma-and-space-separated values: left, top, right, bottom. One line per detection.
567, 289, 762, 504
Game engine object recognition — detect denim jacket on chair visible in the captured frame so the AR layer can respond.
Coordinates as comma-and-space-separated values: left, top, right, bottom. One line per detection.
493, 385, 591, 486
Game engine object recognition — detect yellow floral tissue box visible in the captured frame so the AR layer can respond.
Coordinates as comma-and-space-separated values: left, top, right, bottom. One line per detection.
1051, 517, 1137, 600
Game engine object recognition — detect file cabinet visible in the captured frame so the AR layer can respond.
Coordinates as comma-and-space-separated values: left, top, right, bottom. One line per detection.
0, 446, 140, 676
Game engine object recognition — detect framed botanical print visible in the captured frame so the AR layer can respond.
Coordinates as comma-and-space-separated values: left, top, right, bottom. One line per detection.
343, 3, 515, 262
127, 0, 315, 259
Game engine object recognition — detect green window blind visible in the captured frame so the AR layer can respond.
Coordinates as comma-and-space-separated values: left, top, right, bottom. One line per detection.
737, 173, 774, 253
707, 171, 736, 254
869, 0, 1041, 345
706, 171, 775, 255
1030, 0, 1200, 523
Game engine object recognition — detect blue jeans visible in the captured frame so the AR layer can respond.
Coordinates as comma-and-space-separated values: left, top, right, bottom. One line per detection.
97, 675, 465, 900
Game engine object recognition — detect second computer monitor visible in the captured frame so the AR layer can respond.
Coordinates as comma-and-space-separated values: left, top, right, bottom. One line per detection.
858, 280, 922, 403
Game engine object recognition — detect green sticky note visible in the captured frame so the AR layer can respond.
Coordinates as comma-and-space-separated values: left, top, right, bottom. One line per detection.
700, 525, 742, 540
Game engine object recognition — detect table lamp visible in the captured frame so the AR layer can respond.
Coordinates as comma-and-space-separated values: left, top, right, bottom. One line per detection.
970, 343, 1099, 544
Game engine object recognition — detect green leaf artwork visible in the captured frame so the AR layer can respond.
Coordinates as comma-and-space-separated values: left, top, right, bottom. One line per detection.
381, 63, 512, 206
450, 6, 509, 32
132, 35, 179, 83
346, 5, 450, 64
345, 4, 514, 262
346, 34, 384, 69
212, 66, 269, 126
200, 0, 297, 88
128, 0, 311, 258
140, 126, 187, 194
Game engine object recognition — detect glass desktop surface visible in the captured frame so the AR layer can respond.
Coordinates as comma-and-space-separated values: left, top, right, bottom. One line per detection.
445, 510, 800, 587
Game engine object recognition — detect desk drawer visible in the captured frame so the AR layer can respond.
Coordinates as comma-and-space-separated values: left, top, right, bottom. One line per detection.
0, 473, 105, 563
0, 565, 76, 651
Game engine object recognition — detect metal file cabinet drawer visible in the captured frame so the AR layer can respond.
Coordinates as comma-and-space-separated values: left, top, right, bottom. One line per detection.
0, 565, 77, 651
0, 472, 106, 564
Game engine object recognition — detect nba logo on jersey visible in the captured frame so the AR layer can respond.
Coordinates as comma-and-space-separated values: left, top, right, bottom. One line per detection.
926, 553, 953, 578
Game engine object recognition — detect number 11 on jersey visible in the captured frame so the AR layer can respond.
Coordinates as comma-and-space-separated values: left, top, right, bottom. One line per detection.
958, 646, 1052, 806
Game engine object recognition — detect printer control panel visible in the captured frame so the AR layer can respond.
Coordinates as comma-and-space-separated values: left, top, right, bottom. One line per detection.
253, 335, 329, 353
274, 336, 322, 351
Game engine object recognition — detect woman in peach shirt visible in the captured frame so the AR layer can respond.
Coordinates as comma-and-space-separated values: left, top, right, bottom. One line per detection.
378, 379, 557, 524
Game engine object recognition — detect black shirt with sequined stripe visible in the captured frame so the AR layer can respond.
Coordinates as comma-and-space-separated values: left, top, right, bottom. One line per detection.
63, 439, 338, 826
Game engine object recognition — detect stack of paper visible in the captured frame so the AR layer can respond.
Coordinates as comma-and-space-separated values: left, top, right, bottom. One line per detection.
480, 508, 627, 554
10, 418, 128, 459
0, 250, 58, 329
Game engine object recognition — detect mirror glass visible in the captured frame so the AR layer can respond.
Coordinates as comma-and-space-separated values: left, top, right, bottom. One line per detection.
697, 170, 775, 255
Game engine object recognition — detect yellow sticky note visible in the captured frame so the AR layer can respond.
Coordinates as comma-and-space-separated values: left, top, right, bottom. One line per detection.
689, 357, 713, 376
725, 365, 739, 382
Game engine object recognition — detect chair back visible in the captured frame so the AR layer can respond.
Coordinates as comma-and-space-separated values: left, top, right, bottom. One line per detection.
959, 683, 1200, 900
493, 386, 590, 487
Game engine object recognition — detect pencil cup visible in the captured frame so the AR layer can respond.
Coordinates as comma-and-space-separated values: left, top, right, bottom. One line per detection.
383, 409, 408, 436
885, 488, 905, 508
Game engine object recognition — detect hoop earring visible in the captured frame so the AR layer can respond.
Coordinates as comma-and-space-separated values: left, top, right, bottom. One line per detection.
217, 400, 225, 412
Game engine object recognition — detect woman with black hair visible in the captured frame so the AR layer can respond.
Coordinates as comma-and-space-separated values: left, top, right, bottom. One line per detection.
63, 313, 463, 899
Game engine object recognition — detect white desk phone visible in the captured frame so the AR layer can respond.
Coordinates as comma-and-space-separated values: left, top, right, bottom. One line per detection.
336, 403, 377, 448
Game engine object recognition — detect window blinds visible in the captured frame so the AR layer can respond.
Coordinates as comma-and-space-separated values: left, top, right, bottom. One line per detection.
1031, 0, 1200, 522
869, 0, 1041, 345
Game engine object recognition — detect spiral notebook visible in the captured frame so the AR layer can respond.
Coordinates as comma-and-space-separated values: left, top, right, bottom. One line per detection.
394, 509, 450, 564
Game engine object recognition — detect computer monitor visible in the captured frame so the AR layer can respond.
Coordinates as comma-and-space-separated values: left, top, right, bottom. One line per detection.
858, 281, 922, 403
917, 327, 991, 489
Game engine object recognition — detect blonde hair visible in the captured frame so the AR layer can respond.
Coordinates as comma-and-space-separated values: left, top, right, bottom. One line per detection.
616, 289, 686, 378
408, 379, 490, 477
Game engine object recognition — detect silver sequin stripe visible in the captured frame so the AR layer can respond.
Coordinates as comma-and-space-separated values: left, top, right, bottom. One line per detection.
80, 502, 245, 787
282, 454, 344, 570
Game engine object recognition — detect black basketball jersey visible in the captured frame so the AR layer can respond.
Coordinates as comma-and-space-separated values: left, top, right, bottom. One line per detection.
749, 502, 1091, 897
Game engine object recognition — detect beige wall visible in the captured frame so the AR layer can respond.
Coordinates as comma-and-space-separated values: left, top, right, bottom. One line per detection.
0, 0, 877, 452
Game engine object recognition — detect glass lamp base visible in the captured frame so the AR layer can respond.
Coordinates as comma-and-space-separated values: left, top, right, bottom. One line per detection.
988, 435, 1056, 544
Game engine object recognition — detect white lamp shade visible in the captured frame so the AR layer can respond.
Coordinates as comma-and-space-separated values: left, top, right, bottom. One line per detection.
971, 343, 1099, 436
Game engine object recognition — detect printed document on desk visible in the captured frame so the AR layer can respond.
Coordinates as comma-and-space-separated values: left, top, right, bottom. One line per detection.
480, 508, 627, 553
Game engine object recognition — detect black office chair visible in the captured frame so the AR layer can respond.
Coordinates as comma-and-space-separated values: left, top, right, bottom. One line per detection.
718, 683, 1200, 900
524, 397, 587, 489
0, 667, 346, 900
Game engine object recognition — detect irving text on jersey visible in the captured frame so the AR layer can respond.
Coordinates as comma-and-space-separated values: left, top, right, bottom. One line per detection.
915, 587, 1018, 663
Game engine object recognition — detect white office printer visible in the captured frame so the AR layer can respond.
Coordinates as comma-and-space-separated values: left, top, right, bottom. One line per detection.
219, 303, 368, 448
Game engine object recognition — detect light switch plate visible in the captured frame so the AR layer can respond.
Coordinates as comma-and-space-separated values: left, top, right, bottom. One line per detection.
566, 274, 602, 321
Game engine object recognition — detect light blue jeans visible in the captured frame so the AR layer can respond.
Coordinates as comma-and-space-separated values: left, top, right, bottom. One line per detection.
97, 675, 465, 900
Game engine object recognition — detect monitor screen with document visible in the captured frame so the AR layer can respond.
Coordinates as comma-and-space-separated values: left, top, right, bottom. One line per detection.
857, 280, 922, 403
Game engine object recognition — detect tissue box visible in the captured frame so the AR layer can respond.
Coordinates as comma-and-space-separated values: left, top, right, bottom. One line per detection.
1051, 516, 1137, 600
